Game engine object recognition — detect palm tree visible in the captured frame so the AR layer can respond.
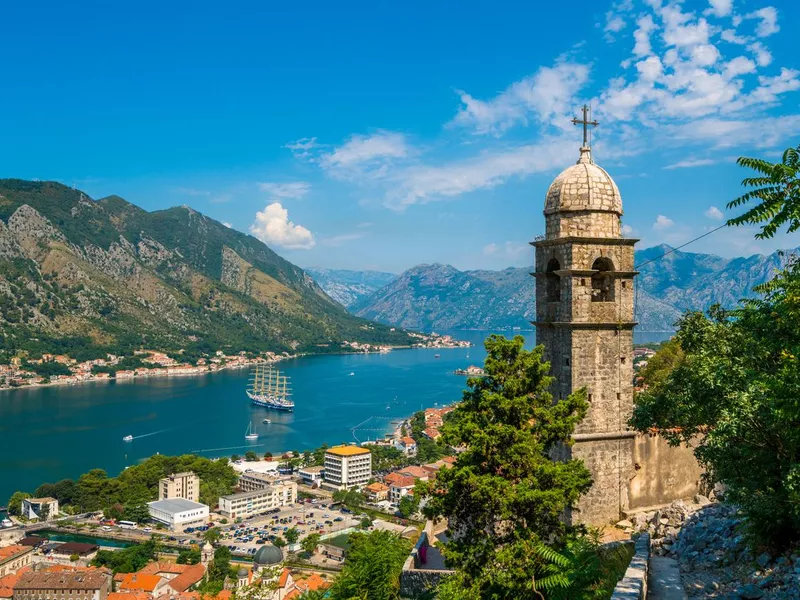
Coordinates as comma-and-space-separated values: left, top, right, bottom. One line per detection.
727, 145, 800, 239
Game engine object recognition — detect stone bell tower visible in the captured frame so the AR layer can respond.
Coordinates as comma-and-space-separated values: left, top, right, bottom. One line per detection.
532, 106, 637, 525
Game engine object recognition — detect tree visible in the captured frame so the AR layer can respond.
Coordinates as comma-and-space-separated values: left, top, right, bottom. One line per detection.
203, 527, 221, 544
397, 495, 419, 519
284, 527, 300, 544
360, 516, 373, 529
727, 144, 800, 239
106, 503, 125, 522
7, 491, 30, 516
39, 503, 51, 521
177, 548, 201, 565
91, 536, 159, 573
418, 335, 593, 597
637, 338, 684, 391
631, 273, 800, 548
326, 530, 410, 600
332, 489, 364, 509
245, 451, 258, 462
263, 451, 273, 460
273, 536, 286, 548
206, 546, 231, 585
301, 533, 320, 556
123, 504, 150, 524
231, 454, 240, 462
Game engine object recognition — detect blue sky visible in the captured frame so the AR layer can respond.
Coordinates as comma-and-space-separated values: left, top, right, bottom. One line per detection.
2, 0, 799, 273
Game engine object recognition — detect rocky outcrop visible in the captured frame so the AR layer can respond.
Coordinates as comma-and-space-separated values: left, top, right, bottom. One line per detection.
622, 500, 800, 599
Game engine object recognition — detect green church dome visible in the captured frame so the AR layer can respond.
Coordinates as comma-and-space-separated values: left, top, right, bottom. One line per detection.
253, 544, 284, 566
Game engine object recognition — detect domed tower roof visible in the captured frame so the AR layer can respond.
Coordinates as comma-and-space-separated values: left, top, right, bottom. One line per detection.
544, 147, 622, 216
253, 545, 283, 566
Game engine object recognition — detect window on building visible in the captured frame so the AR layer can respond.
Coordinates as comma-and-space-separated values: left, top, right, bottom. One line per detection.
591, 257, 615, 302
545, 259, 561, 302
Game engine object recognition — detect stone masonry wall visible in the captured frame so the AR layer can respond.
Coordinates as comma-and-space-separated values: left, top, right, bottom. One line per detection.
571, 437, 634, 524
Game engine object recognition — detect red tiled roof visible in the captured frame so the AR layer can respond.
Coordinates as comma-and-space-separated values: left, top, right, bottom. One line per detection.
0, 546, 31, 563
278, 568, 290, 588
384, 472, 405, 485
390, 476, 416, 489
0, 566, 31, 598
118, 574, 162, 592
397, 466, 426, 479
364, 482, 389, 493
109, 593, 152, 600
139, 562, 188, 576
167, 564, 205, 593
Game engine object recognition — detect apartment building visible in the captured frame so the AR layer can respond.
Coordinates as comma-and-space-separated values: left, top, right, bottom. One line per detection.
158, 472, 200, 502
218, 481, 297, 519
323, 446, 372, 490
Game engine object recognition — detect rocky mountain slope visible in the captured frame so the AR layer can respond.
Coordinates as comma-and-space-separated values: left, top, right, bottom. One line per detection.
304, 268, 396, 307
0, 179, 413, 358
342, 246, 796, 332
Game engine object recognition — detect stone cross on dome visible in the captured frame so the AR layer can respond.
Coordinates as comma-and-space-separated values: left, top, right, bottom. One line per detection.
571, 104, 598, 149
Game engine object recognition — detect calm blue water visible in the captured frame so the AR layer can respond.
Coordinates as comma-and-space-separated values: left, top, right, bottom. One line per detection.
0, 330, 670, 502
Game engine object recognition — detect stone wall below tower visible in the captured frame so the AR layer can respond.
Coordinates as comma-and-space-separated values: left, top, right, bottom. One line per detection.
628, 434, 703, 512
570, 436, 634, 525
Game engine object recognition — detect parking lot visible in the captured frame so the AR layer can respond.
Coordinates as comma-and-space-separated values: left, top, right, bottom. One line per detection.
195, 500, 365, 555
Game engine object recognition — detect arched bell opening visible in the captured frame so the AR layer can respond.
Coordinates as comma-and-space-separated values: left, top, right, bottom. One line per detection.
591, 257, 615, 302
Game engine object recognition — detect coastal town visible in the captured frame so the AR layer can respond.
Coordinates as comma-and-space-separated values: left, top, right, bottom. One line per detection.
0, 333, 470, 392
0, 402, 461, 600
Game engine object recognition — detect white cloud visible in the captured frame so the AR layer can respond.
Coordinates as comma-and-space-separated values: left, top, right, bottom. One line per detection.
748, 42, 772, 67
664, 158, 716, 169
653, 215, 675, 230
743, 7, 779, 37
705, 206, 724, 220
175, 187, 211, 197
249, 202, 315, 250
321, 131, 409, 172
385, 138, 577, 209
690, 44, 720, 67
707, 0, 733, 17
721, 29, 749, 45
632, 14, 657, 56
258, 182, 311, 200
723, 56, 756, 79
450, 62, 590, 134
482, 241, 529, 260
622, 224, 635, 236
320, 233, 366, 247
222, 222, 232, 228
285, 138, 319, 159
670, 115, 800, 148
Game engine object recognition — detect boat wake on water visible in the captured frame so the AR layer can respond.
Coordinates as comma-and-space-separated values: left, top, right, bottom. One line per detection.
123, 428, 171, 442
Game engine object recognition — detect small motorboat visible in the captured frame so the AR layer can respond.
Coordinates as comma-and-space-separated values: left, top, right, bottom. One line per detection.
434, 354, 441, 359
262, 418, 271, 424
123, 435, 133, 442
348, 372, 355, 376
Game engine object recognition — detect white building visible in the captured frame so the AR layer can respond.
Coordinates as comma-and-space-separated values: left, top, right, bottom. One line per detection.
394, 436, 417, 457
298, 466, 324, 487
147, 498, 209, 530
159, 472, 200, 502
238, 471, 280, 492
21, 497, 59, 521
218, 481, 297, 519
323, 445, 372, 490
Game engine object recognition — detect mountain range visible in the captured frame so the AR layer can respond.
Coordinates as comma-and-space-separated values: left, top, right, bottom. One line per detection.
308, 246, 796, 332
0, 179, 412, 358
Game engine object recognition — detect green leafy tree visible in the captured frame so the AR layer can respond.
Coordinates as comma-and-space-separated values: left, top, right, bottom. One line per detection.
397, 495, 419, 519
301, 533, 320, 556
360, 516, 373, 529
632, 146, 800, 549
123, 504, 150, 523
7, 491, 30, 516
203, 527, 221, 544
631, 278, 800, 548
727, 144, 800, 239
418, 335, 593, 597
284, 527, 300, 544
326, 530, 410, 600
273, 536, 286, 548
177, 548, 201, 565
205, 546, 231, 586
231, 454, 240, 462
332, 489, 365, 509
91, 536, 159, 573
245, 451, 258, 462
637, 338, 684, 391
263, 451, 273, 460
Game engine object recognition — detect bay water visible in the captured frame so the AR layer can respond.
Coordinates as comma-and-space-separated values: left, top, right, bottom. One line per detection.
0, 330, 670, 502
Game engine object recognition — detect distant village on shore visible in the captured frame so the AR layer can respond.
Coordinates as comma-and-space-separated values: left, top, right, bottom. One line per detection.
0, 333, 470, 392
